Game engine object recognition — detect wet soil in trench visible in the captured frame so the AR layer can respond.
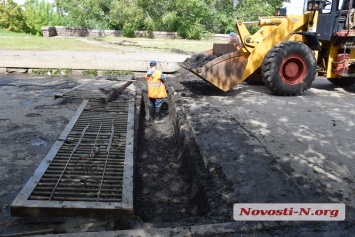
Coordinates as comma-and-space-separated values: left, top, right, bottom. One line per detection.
134, 107, 192, 223
134, 79, 205, 227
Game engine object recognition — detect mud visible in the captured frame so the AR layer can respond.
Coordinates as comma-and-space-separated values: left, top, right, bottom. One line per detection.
134, 78, 210, 227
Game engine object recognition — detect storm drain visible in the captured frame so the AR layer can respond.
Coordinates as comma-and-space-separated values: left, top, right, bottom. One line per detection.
11, 98, 134, 217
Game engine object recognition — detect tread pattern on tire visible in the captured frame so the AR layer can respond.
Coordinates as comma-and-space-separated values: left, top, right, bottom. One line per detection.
261, 41, 317, 96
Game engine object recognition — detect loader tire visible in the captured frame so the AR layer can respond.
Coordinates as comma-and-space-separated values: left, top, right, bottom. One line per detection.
245, 68, 264, 85
261, 41, 316, 96
327, 78, 355, 86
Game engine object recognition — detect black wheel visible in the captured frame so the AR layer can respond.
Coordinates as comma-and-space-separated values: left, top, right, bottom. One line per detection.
261, 41, 316, 96
327, 78, 355, 86
245, 68, 264, 85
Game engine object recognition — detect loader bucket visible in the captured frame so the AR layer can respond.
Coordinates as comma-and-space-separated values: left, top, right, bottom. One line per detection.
182, 44, 248, 91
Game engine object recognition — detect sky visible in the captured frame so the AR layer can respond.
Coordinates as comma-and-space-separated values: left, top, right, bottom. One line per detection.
282, 0, 305, 15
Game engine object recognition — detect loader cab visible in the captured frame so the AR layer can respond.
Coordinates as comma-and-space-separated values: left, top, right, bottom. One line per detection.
334, 0, 355, 30
310, 0, 355, 41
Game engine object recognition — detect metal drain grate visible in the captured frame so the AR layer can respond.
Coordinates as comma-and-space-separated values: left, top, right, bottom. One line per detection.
11, 98, 134, 217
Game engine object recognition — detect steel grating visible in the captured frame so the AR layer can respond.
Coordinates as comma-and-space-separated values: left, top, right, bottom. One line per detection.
11, 98, 135, 217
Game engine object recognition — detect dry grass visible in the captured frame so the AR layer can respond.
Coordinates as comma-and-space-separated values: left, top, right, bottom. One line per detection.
0, 35, 112, 51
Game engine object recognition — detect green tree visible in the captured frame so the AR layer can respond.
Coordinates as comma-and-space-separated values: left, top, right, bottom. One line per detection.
136, 0, 164, 30
55, 0, 113, 29
231, 0, 290, 34
109, 0, 145, 36
9, 0, 291, 38
0, 0, 28, 32
136, 0, 216, 39
162, 0, 214, 39
208, 0, 291, 34
235, 0, 290, 19
23, 0, 66, 35
0, 0, 70, 35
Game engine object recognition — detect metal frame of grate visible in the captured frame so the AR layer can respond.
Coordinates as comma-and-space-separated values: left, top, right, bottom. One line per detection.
11, 98, 134, 217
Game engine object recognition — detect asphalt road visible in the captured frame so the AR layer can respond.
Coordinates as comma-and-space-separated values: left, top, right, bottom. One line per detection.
169, 69, 355, 235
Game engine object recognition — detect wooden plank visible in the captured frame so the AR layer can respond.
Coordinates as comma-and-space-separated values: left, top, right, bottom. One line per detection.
105, 81, 132, 103
121, 95, 135, 209
11, 200, 133, 217
55, 78, 99, 99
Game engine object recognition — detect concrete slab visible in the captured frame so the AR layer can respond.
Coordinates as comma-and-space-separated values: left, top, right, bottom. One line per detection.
0, 50, 189, 73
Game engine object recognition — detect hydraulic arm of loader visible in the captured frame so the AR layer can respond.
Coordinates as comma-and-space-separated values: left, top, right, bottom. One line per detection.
184, 11, 319, 91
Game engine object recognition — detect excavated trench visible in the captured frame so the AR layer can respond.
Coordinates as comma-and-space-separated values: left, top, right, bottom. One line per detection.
133, 78, 215, 228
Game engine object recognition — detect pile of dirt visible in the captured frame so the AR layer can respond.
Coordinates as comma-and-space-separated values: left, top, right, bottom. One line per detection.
181, 53, 218, 69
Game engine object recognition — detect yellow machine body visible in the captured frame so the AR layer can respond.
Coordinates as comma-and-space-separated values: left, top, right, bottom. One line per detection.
184, 11, 318, 92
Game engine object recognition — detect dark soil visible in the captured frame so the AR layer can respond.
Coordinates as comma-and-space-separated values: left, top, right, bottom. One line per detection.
134, 102, 192, 223
133, 76, 232, 229
134, 78, 206, 227
181, 53, 218, 69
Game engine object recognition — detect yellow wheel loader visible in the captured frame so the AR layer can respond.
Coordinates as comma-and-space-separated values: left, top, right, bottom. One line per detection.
182, 0, 355, 96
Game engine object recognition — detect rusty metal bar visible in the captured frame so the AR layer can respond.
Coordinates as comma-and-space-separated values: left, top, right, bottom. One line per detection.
89, 123, 103, 157
97, 122, 115, 202
49, 124, 90, 201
